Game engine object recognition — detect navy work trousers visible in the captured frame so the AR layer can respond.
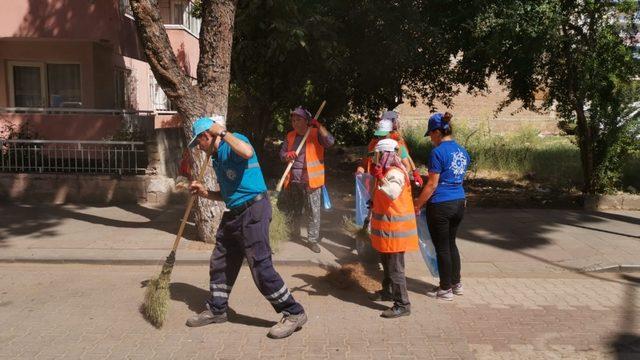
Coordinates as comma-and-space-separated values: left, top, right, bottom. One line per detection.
207, 196, 304, 316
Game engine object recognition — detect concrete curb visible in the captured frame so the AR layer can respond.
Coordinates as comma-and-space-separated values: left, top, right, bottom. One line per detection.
0, 257, 337, 268
580, 264, 640, 273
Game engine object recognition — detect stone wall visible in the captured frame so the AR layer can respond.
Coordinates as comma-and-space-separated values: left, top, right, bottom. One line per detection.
0, 173, 187, 205
146, 127, 187, 178
0, 127, 189, 205
397, 77, 559, 134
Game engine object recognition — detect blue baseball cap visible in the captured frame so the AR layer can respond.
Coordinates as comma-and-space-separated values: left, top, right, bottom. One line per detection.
188, 116, 222, 148
424, 113, 450, 136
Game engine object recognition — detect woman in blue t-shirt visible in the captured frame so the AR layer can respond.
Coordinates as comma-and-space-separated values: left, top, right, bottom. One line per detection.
414, 112, 470, 301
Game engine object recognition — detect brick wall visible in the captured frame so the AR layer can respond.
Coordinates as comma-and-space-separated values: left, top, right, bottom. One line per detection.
397, 77, 559, 134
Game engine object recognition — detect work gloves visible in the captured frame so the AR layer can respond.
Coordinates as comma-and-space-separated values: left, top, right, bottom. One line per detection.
284, 151, 297, 161
371, 165, 385, 180
412, 169, 423, 187
309, 118, 321, 128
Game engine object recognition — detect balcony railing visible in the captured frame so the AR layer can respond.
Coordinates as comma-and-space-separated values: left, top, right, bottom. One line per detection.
0, 140, 147, 175
1, 107, 156, 116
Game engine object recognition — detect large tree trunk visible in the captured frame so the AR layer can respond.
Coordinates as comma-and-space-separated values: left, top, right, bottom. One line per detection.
575, 99, 595, 194
130, 0, 237, 243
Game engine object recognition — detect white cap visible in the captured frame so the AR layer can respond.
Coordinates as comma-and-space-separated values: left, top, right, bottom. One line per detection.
375, 138, 399, 153
381, 110, 399, 122
210, 114, 226, 127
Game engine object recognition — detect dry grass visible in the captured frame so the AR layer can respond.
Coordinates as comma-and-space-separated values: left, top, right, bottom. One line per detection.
342, 216, 369, 243
323, 262, 380, 292
141, 251, 176, 328
269, 198, 291, 252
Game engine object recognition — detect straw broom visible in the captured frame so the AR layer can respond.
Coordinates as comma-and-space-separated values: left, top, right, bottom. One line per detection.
142, 141, 215, 328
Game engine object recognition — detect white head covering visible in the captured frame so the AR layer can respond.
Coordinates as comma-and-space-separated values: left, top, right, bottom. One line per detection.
374, 119, 394, 136
375, 138, 399, 153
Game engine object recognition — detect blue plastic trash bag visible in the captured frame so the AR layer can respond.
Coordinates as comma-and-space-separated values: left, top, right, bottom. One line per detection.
321, 185, 332, 211
355, 174, 373, 226
417, 209, 439, 277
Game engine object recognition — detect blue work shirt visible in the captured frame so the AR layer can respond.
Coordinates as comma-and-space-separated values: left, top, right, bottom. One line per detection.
211, 133, 267, 208
428, 140, 470, 204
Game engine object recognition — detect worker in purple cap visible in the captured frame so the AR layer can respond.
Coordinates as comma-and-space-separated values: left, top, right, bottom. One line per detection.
414, 112, 470, 301
278, 106, 335, 253
186, 116, 307, 339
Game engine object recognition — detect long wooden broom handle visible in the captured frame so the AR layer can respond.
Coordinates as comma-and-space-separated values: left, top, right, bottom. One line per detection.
275, 100, 326, 192
171, 141, 216, 252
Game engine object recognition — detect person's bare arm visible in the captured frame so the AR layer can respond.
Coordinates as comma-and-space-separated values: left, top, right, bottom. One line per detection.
189, 181, 223, 201
209, 123, 254, 159
414, 172, 440, 211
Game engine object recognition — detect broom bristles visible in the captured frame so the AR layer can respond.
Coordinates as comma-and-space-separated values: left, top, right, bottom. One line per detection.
142, 251, 176, 328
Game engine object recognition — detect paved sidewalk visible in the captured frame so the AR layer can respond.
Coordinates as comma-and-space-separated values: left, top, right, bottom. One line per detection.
0, 263, 638, 359
0, 203, 638, 273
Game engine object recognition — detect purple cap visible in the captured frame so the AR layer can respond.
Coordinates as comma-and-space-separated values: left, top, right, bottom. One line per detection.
291, 106, 312, 121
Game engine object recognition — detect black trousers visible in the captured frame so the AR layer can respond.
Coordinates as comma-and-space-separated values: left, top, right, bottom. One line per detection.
207, 197, 304, 316
426, 199, 465, 290
379, 252, 410, 308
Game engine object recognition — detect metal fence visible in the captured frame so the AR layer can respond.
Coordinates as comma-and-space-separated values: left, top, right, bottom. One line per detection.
0, 140, 147, 175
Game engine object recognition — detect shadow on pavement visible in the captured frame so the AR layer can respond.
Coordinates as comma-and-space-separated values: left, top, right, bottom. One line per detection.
290, 273, 387, 311
169, 282, 276, 328
0, 202, 200, 242
609, 274, 640, 359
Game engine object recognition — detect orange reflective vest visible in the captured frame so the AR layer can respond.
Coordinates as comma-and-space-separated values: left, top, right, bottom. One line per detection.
370, 167, 419, 253
361, 136, 409, 173
284, 128, 325, 189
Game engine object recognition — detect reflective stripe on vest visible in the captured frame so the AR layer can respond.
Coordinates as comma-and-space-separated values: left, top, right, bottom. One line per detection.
284, 128, 325, 189
369, 167, 418, 253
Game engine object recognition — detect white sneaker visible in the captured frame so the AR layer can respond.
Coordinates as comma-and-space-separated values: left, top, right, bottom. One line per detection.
426, 287, 454, 301
452, 283, 464, 295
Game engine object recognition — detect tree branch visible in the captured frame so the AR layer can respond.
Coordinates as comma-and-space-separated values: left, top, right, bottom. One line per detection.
197, 0, 238, 115
130, 0, 204, 118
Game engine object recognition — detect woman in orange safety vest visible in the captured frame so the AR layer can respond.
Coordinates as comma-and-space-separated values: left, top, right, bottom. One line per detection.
368, 138, 418, 318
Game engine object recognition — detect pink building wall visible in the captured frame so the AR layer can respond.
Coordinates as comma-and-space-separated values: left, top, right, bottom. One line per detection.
0, 0, 144, 60
1, 1, 198, 139
1, 113, 124, 141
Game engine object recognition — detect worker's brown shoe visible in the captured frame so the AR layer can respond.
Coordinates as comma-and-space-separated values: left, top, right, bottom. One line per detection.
267, 312, 307, 339
186, 309, 227, 327
381, 305, 411, 318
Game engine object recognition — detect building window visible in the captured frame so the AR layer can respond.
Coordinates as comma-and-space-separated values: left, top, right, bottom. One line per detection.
11, 64, 44, 107
9, 62, 81, 108
172, 1, 201, 36
149, 75, 172, 111
47, 64, 81, 107
115, 68, 134, 109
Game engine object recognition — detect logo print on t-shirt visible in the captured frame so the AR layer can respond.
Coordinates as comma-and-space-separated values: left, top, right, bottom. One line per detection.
226, 169, 237, 180
450, 150, 467, 176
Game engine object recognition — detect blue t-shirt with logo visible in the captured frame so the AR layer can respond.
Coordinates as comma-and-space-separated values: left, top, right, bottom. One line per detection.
211, 133, 267, 208
428, 140, 470, 204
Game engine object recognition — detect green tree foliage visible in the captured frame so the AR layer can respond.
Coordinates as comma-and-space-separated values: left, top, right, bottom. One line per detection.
228, 0, 485, 148
456, 0, 640, 193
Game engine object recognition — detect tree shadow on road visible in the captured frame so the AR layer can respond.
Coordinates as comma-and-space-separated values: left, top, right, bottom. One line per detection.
169, 282, 276, 328
290, 272, 387, 311
608, 274, 640, 359
0, 202, 200, 243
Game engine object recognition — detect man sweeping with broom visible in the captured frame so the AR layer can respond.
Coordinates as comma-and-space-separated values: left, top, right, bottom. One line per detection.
187, 116, 307, 339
